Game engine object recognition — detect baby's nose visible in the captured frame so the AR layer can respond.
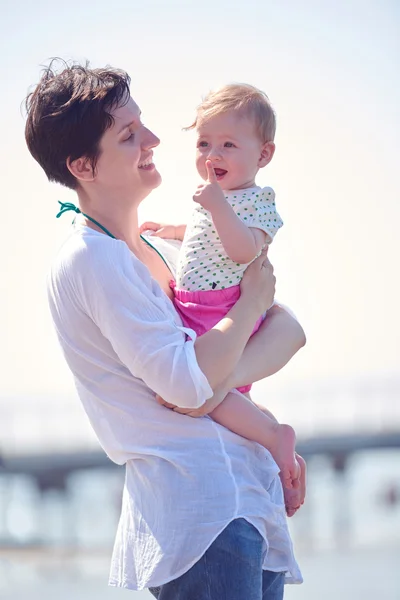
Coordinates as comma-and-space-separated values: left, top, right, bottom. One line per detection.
207, 146, 222, 160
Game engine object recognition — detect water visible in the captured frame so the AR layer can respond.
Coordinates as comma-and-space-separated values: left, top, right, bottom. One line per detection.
1, 546, 398, 600
1, 450, 400, 599
1, 384, 399, 598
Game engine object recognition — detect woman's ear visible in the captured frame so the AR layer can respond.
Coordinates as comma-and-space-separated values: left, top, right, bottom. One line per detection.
258, 141, 275, 168
66, 156, 95, 183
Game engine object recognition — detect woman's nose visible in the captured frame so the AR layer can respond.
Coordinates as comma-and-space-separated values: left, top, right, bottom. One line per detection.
143, 127, 160, 149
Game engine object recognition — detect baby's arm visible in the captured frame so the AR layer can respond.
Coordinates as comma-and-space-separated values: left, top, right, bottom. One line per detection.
210, 202, 267, 264
194, 161, 265, 263
139, 221, 187, 241
140, 213, 261, 264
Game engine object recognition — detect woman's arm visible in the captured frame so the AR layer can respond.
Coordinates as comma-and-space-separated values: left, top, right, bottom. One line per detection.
167, 305, 305, 417
192, 251, 275, 390
79, 238, 274, 410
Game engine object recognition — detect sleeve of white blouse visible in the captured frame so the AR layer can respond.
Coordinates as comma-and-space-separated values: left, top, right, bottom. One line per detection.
242, 187, 284, 243
75, 238, 214, 409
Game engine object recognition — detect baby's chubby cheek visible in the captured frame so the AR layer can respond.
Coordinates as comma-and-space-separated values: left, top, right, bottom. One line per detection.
196, 158, 207, 180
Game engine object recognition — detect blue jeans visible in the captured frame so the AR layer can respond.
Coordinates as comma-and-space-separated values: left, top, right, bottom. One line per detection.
148, 518, 285, 600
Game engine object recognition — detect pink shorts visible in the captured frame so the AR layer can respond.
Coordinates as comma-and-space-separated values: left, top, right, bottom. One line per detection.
170, 281, 263, 393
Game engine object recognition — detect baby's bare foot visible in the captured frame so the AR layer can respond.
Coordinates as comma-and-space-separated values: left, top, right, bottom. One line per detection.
284, 454, 307, 517
270, 424, 300, 490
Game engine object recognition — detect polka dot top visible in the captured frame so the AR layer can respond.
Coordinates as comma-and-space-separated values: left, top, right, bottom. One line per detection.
175, 186, 283, 291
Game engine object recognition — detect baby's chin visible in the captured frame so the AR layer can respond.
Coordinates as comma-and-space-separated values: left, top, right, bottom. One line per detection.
222, 180, 249, 192
218, 174, 253, 191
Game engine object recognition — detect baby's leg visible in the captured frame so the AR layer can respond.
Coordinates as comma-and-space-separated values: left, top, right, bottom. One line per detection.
269, 424, 300, 490
283, 454, 307, 517
210, 391, 300, 489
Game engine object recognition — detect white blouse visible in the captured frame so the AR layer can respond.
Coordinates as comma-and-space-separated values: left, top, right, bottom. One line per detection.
47, 222, 302, 591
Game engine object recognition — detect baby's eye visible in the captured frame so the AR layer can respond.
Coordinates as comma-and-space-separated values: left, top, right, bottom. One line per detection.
198, 141, 208, 148
224, 142, 235, 148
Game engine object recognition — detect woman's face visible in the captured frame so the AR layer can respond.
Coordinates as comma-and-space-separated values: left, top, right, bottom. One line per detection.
94, 96, 161, 202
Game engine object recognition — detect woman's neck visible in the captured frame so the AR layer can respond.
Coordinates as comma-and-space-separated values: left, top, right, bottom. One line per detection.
77, 189, 143, 253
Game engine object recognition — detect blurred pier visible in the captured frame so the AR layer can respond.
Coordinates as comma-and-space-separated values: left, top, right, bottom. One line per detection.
1, 379, 400, 551
2, 431, 400, 492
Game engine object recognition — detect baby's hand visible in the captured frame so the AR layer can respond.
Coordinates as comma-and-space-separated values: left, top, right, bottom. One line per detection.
139, 222, 186, 241
193, 160, 226, 212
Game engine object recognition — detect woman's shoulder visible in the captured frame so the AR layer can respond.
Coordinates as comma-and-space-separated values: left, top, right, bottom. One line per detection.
50, 228, 181, 291
50, 227, 138, 292
54, 227, 121, 266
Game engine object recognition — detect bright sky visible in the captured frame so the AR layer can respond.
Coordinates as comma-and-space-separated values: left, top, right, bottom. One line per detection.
1, 1, 399, 400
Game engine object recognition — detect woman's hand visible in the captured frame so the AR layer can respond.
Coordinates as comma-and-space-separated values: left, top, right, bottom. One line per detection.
240, 247, 276, 316
155, 382, 230, 417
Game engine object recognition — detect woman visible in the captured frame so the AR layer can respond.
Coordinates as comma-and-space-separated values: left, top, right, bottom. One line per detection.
25, 61, 306, 599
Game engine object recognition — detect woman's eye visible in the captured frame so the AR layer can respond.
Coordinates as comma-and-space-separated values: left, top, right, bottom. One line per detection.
125, 132, 135, 142
224, 142, 235, 148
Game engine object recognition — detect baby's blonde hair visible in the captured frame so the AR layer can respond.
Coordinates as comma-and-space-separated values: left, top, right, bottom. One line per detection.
186, 83, 276, 142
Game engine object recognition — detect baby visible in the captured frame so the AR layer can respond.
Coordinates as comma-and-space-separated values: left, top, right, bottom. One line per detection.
141, 84, 303, 505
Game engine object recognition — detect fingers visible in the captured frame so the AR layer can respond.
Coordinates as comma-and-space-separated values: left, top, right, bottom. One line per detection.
262, 259, 273, 272
171, 406, 192, 414
151, 226, 172, 239
295, 454, 307, 505
155, 394, 206, 417
205, 160, 217, 183
253, 248, 273, 273
139, 221, 160, 234
280, 470, 293, 489
173, 408, 198, 416
192, 183, 205, 202
284, 455, 307, 517
261, 248, 274, 272
155, 394, 177, 410
155, 395, 199, 415
254, 246, 269, 262
164, 401, 179, 409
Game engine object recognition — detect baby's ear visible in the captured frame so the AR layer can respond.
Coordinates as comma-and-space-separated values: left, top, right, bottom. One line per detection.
259, 141, 275, 168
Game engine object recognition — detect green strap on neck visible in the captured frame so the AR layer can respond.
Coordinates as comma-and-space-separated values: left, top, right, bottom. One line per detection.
56, 201, 116, 239
56, 201, 170, 269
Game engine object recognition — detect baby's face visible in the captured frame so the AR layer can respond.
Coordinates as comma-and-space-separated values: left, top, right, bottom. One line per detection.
195, 111, 267, 191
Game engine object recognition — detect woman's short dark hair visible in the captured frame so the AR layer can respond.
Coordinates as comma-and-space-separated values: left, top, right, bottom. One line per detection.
25, 59, 131, 190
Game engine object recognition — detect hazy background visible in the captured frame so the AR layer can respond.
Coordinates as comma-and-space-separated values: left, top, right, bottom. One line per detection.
1, 1, 399, 599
